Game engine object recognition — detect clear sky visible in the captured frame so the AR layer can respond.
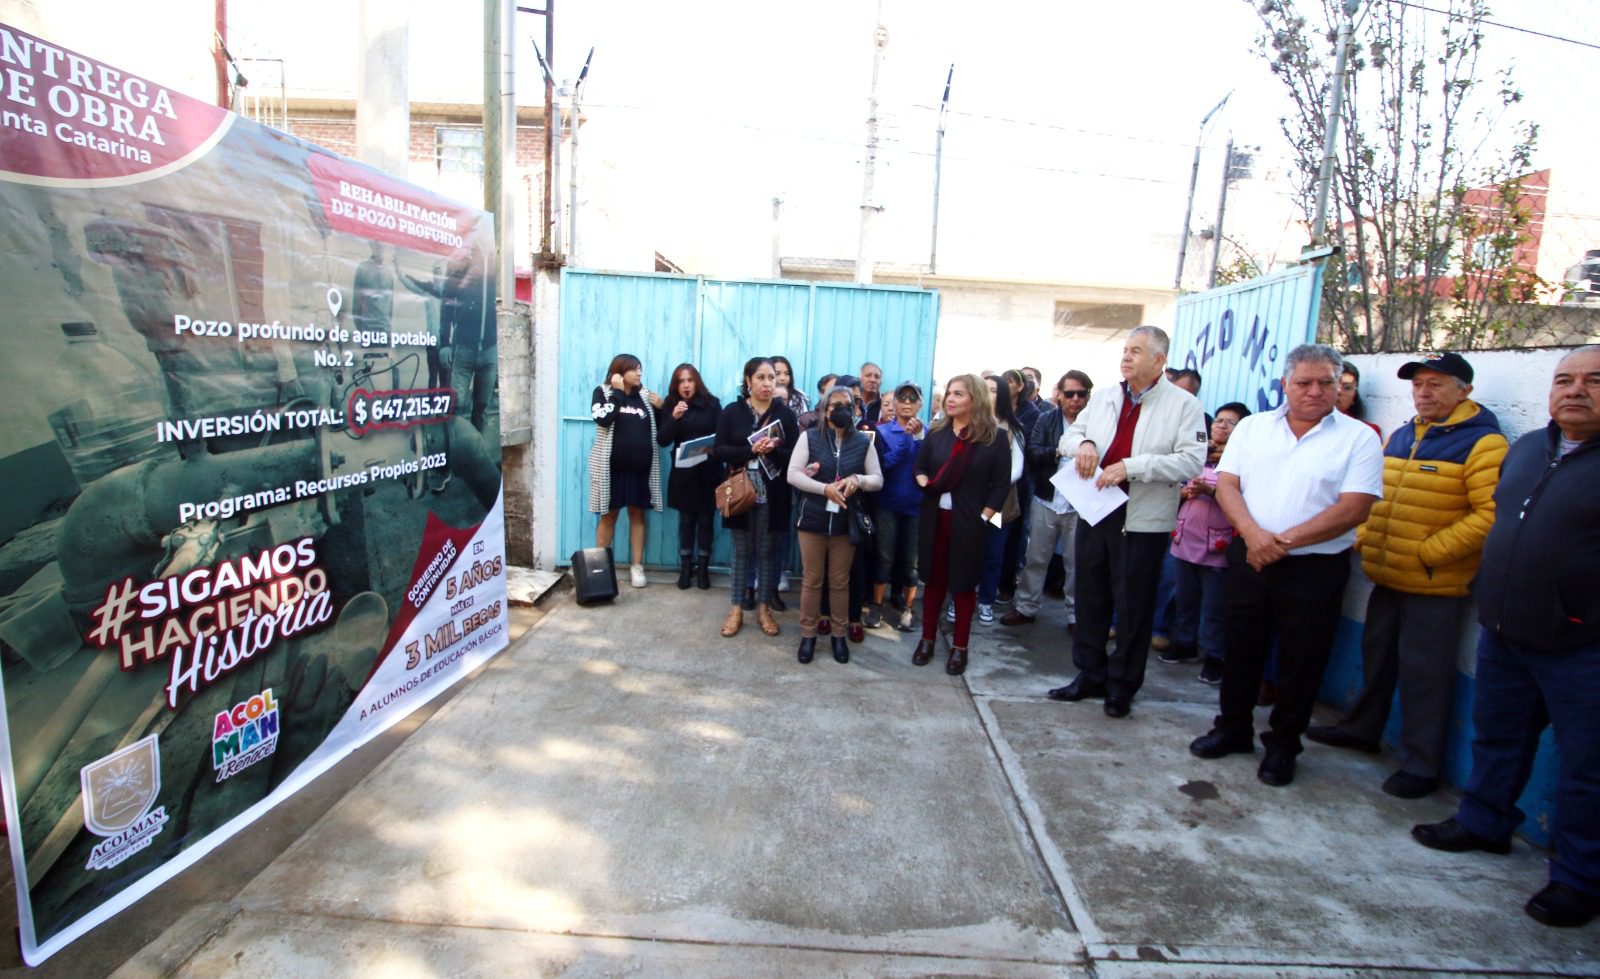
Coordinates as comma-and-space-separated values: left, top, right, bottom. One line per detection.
222, 1, 1599, 281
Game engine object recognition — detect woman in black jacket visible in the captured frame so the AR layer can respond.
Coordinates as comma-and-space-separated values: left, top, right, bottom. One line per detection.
913, 374, 1012, 675
657, 362, 724, 589
713, 357, 799, 638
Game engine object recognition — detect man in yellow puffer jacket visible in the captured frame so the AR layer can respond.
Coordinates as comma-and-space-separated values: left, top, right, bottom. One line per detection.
1308, 352, 1507, 799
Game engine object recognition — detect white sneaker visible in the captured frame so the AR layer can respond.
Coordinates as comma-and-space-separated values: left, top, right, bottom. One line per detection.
777, 575, 791, 593
978, 603, 995, 624
945, 601, 956, 623
630, 564, 647, 588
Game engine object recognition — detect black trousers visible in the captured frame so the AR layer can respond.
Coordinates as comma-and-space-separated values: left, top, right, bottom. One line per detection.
1071, 505, 1170, 700
1214, 540, 1350, 753
675, 507, 715, 559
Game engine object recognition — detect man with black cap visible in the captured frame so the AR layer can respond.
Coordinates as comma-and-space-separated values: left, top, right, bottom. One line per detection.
1308, 351, 1506, 800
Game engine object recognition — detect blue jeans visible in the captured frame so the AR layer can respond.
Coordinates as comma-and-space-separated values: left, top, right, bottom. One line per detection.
1172, 558, 1226, 659
1151, 550, 1179, 638
1455, 628, 1600, 895
978, 516, 1009, 605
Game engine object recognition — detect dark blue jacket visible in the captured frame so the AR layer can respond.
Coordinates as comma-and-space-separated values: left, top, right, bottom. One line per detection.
1474, 423, 1600, 650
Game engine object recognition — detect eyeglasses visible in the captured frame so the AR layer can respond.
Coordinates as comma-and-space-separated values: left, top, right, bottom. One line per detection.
1061, 390, 1090, 399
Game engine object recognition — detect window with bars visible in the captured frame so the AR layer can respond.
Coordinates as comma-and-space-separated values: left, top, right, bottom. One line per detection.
436, 127, 484, 176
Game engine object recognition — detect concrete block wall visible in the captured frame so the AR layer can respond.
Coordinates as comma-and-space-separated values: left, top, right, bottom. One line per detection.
1322, 347, 1571, 845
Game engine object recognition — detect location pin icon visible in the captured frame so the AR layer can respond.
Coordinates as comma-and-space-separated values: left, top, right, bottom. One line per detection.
326, 287, 343, 319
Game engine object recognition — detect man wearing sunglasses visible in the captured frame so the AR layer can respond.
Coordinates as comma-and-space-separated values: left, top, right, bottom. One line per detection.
1005, 371, 1095, 630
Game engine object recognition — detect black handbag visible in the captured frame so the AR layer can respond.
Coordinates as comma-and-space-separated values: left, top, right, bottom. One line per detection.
848, 504, 875, 547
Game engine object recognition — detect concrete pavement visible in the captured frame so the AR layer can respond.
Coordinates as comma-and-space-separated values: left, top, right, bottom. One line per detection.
16, 570, 1599, 976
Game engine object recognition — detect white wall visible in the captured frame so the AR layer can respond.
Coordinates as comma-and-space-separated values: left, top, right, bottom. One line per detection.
2, 0, 217, 103
930, 282, 1177, 392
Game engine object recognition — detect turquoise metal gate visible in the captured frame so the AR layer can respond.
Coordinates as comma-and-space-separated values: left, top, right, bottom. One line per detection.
557, 270, 940, 569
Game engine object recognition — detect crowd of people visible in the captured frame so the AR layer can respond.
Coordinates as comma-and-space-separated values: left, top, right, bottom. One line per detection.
585, 337, 1600, 930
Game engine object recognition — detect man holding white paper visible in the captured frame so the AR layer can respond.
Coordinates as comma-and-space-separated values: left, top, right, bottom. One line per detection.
1048, 327, 1207, 717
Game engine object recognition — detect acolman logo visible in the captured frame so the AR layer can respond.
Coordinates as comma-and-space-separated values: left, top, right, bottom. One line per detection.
212, 688, 280, 783
80, 735, 168, 871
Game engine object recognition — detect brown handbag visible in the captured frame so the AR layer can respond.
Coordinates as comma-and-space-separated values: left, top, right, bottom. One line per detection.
716, 468, 758, 518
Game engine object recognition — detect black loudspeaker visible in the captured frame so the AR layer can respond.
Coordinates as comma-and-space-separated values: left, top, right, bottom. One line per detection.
571, 547, 619, 605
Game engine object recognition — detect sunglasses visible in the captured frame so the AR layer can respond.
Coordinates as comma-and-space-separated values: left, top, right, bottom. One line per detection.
1061, 390, 1090, 399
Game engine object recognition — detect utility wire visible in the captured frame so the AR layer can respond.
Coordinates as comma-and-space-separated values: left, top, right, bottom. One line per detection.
1386, 0, 1600, 51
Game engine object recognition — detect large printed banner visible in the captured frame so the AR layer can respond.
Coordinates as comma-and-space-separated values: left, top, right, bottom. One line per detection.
1169, 263, 1325, 414
0, 25, 508, 964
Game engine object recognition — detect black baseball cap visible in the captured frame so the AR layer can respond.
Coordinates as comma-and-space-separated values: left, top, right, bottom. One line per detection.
1397, 352, 1473, 384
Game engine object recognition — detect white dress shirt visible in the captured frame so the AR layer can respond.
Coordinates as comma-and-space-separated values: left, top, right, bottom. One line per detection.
1216, 404, 1383, 555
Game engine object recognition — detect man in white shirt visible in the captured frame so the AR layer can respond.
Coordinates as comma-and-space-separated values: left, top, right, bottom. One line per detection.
1189, 344, 1384, 787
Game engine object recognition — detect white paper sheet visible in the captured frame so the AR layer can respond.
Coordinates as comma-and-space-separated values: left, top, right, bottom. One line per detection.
1049, 466, 1129, 527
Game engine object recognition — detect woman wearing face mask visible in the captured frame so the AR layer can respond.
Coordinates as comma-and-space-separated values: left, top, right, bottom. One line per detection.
913, 375, 1012, 674
657, 363, 724, 589
713, 357, 799, 638
588, 353, 664, 588
788, 384, 884, 664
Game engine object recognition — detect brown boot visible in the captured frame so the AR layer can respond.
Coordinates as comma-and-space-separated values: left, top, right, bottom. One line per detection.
757, 603, 780, 637
945, 646, 968, 675
721, 606, 743, 638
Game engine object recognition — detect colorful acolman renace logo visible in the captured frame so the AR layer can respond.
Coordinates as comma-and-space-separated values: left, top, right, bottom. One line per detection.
80, 735, 168, 871
211, 688, 280, 783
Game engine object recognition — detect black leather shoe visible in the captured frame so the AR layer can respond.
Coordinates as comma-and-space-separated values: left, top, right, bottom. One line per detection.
741, 587, 756, 611
1046, 675, 1106, 702
1411, 818, 1512, 855
769, 592, 787, 612
1306, 725, 1380, 754
945, 646, 968, 675
1382, 771, 1438, 799
831, 637, 850, 663
796, 637, 816, 664
1103, 696, 1131, 718
1257, 749, 1296, 787
1525, 882, 1600, 928
912, 638, 936, 666
695, 558, 711, 590
1189, 731, 1256, 759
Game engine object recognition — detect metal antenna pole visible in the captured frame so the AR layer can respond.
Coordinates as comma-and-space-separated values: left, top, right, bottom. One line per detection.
1174, 91, 1231, 290
930, 63, 953, 274
567, 47, 592, 263
856, 1, 888, 285
1311, 0, 1361, 244
1208, 137, 1234, 288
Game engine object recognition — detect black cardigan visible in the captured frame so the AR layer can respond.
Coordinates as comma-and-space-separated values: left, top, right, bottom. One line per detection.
713, 398, 799, 531
657, 394, 724, 511
914, 426, 1012, 593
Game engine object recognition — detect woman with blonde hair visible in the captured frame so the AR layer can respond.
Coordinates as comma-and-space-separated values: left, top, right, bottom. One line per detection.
912, 374, 1013, 674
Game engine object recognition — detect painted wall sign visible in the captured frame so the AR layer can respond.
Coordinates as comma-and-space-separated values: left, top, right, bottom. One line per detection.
1169, 263, 1325, 414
